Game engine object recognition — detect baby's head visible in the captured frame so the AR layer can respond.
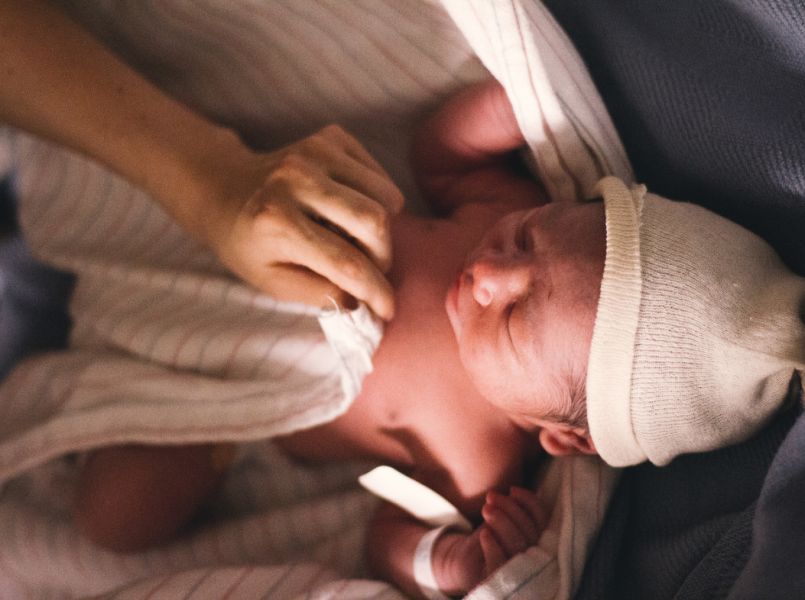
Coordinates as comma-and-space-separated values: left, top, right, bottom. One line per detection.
448, 177, 805, 467
445, 198, 604, 456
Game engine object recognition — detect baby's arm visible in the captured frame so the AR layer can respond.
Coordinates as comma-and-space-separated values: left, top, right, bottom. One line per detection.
412, 79, 545, 216
73, 443, 234, 552
367, 487, 546, 598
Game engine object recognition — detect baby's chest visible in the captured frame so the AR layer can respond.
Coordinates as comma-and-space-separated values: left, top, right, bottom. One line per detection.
408, 411, 529, 517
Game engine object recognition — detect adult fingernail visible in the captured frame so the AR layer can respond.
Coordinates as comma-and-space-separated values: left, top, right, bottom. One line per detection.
378, 295, 395, 320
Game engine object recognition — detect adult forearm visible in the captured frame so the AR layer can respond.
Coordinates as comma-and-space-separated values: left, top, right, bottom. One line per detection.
0, 0, 402, 317
0, 0, 249, 241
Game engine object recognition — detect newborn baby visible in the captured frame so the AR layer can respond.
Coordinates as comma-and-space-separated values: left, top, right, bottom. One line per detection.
73, 79, 805, 599
75, 79, 596, 597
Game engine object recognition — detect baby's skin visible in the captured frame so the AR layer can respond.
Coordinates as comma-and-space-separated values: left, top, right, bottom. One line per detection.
279, 201, 543, 596
271, 80, 562, 595
74, 80, 605, 597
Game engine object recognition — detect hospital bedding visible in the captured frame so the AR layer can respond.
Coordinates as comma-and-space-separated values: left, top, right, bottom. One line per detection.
0, 1, 630, 597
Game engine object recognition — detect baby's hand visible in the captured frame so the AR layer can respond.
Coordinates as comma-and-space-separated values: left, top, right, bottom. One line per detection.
479, 486, 547, 575
431, 486, 546, 595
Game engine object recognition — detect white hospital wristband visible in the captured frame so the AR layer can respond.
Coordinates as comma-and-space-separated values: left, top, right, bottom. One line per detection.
413, 525, 452, 600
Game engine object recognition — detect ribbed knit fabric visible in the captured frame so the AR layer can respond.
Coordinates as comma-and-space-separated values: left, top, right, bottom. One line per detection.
584, 179, 643, 463
588, 177, 805, 467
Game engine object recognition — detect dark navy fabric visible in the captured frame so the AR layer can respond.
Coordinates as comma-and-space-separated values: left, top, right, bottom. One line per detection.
537, 2, 805, 598
573, 405, 799, 600
544, 0, 805, 275
0, 178, 73, 380
0, 178, 15, 233
728, 398, 805, 599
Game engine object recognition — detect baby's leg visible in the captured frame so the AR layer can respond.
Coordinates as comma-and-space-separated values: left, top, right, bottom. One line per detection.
73, 442, 234, 552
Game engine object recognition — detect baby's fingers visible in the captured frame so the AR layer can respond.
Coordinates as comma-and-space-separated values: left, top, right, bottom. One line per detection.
482, 496, 530, 557
485, 490, 541, 545
509, 486, 548, 532
479, 526, 509, 576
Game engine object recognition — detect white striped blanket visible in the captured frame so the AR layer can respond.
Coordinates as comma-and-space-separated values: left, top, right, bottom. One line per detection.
0, 1, 629, 598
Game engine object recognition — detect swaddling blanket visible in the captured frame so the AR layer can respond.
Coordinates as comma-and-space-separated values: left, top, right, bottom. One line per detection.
0, 0, 629, 597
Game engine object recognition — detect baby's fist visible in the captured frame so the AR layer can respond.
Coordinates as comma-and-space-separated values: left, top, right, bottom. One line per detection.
479, 486, 547, 574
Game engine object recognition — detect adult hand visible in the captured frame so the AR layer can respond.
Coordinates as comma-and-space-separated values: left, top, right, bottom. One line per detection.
204, 125, 404, 320
0, 1, 402, 318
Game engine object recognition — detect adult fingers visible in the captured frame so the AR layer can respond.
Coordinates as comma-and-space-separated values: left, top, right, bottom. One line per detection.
319, 125, 391, 177
228, 191, 394, 319
254, 263, 354, 310
327, 153, 405, 217
284, 216, 395, 319
298, 178, 393, 272
266, 154, 394, 272
313, 125, 405, 213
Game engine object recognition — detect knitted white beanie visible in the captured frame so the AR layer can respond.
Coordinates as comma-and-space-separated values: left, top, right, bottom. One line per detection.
586, 176, 805, 467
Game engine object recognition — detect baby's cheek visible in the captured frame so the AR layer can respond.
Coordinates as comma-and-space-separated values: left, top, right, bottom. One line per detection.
457, 345, 481, 386
461, 345, 508, 403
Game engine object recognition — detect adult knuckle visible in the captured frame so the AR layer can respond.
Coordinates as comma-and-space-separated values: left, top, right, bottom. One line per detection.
304, 131, 333, 157
254, 199, 291, 228
338, 255, 364, 283
321, 123, 346, 139
360, 204, 390, 238
273, 153, 309, 178
267, 156, 319, 197
320, 186, 346, 208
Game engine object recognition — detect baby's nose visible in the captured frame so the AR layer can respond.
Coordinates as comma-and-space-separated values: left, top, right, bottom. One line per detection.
468, 258, 530, 307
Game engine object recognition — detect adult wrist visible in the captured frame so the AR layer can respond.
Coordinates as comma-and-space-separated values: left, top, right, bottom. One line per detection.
158, 123, 259, 248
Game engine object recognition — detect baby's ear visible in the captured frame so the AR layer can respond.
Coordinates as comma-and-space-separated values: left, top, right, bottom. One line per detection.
538, 425, 597, 457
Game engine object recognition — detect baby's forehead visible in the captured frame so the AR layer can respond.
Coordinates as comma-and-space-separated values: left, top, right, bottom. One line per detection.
536, 200, 607, 254
508, 198, 604, 231
538, 197, 604, 222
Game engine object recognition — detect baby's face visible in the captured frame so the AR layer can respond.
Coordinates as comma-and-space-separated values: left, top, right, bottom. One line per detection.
445, 200, 606, 424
